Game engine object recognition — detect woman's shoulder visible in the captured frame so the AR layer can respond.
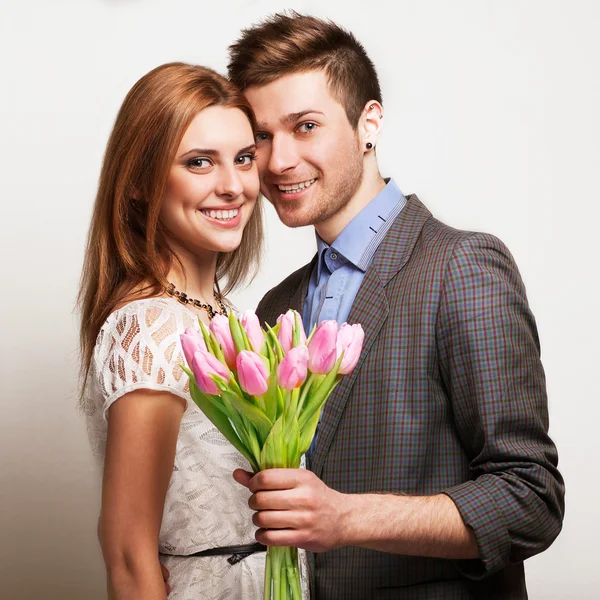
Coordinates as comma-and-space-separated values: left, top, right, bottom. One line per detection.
88, 296, 197, 419
102, 297, 199, 335
93, 297, 200, 364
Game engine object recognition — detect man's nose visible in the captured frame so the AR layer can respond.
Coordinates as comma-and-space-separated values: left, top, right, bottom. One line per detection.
267, 135, 300, 175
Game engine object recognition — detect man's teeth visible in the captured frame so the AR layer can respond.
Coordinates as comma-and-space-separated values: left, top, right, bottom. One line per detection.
201, 208, 239, 220
277, 179, 316, 192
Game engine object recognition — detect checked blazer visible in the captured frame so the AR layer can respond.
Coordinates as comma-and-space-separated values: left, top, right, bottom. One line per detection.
256, 195, 564, 599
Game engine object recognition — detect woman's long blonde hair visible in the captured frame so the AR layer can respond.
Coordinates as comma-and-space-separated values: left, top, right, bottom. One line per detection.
78, 62, 263, 387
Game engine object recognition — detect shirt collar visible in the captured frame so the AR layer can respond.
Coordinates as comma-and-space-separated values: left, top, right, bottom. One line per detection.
316, 178, 406, 274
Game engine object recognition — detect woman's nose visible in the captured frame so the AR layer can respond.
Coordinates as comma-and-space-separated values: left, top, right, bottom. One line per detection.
215, 166, 244, 198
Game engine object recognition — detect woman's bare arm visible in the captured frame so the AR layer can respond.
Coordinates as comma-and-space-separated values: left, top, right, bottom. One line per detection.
100, 389, 185, 600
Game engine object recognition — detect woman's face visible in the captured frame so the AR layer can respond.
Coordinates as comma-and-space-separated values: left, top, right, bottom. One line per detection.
160, 106, 259, 258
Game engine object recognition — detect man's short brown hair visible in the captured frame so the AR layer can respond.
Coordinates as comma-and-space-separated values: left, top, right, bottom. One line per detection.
228, 11, 382, 128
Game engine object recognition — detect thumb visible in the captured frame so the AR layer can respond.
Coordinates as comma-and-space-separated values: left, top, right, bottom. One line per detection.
233, 468, 254, 488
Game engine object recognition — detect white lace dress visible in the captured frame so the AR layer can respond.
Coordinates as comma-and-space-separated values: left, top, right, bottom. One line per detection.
84, 297, 309, 600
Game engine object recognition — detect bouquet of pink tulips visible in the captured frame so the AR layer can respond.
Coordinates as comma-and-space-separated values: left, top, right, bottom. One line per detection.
180, 309, 364, 600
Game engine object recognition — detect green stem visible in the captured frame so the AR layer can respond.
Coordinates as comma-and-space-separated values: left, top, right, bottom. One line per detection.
280, 562, 288, 599
264, 549, 271, 600
296, 373, 316, 418
286, 546, 302, 600
270, 547, 282, 600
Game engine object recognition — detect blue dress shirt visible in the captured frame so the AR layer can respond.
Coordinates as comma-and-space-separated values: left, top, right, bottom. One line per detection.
303, 178, 407, 333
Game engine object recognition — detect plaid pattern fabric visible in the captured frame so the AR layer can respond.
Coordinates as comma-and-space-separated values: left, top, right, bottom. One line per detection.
256, 196, 564, 599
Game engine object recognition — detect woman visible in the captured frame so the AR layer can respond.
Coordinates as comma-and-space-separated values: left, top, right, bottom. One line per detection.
79, 62, 266, 599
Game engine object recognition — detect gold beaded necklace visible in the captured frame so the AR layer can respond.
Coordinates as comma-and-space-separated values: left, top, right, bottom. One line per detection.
166, 282, 227, 320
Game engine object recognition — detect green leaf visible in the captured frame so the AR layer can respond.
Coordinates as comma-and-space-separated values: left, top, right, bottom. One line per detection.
187, 378, 258, 472
300, 355, 343, 424
276, 386, 285, 420
284, 413, 301, 468
239, 323, 253, 353
293, 311, 302, 347
265, 323, 285, 362
305, 322, 317, 345
295, 372, 319, 418
298, 380, 340, 431
299, 405, 322, 456
198, 319, 226, 364
214, 381, 273, 442
263, 364, 280, 424
228, 311, 246, 354
260, 416, 287, 470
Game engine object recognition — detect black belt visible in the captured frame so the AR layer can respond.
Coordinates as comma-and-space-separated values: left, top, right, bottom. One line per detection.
177, 542, 267, 565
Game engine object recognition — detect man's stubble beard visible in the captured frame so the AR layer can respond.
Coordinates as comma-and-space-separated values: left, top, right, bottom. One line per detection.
272, 147, 365, 229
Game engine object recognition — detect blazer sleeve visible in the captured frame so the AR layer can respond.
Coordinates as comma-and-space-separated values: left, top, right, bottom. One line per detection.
436, 232, 564, 579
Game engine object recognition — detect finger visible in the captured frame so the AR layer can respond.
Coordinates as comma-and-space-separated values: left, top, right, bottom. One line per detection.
233, 468, 253, 488
160, 563, 170, 580
252, 509, 304, 530
165, 582, 171, 595
249, 490, 299, 511
255, 527, 300, 547
248, 468, 304, 493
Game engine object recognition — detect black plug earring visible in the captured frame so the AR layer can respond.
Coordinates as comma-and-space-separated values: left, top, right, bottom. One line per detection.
366, 142, 373, 150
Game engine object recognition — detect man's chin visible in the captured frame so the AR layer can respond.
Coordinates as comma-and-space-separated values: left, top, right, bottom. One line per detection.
276, 207, 317, 228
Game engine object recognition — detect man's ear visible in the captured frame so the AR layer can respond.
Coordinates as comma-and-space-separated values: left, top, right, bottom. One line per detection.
359, 101, 383, 152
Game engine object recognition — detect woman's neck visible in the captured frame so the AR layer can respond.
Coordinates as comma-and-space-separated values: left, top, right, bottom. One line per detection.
166, 240, 219, 304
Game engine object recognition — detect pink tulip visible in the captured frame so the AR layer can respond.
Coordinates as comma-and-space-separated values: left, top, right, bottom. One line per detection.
236, 350, 269, 396
277, 310, 306, 352
336, 323, 364, 375
277, 345, 309, 390
307, 320, 338, 374
191, 350, 230, 395
210, 313, 236, 369
180, 328, 207, 368
240, 310, 265, 353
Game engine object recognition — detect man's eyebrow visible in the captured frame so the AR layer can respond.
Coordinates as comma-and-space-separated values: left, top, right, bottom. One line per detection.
256, 110, 325, 131
282, 110, 325, 125
178, 144, 256, 159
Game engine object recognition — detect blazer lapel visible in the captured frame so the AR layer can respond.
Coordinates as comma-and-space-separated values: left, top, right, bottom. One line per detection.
311, 265, 389, 477
311, 195, 432, 477
289, 254, 317, 314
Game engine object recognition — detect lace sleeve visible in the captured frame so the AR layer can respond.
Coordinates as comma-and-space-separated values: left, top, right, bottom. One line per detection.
93, 299, 198, 420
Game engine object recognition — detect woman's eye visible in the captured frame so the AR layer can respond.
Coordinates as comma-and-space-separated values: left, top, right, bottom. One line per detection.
297, 122, 317, 134
235, 154, 256, 167
187, 157, 212, 170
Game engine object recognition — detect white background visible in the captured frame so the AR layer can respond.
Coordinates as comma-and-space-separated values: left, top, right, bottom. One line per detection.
1, 1, 598, 598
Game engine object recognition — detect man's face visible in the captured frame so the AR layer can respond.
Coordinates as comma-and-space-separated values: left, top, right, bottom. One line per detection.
244, 70, 364, 228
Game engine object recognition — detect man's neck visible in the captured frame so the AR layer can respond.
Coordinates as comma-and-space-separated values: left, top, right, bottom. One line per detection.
315, 171, 387, 245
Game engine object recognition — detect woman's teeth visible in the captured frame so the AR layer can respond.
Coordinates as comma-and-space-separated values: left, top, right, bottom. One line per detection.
277, 178, 316, 192
200, 208, 239, 220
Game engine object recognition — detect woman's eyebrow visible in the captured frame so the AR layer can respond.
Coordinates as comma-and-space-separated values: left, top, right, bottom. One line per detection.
178, 148, 219, 159
178, 144, 256, 159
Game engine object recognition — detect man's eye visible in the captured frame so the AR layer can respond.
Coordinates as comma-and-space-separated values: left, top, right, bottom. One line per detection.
255, 132, 270, 143
297, 122, 317, 134
188, 158, 212, 169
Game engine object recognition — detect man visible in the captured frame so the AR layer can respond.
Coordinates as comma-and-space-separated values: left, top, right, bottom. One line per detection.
228, 12, 564, 599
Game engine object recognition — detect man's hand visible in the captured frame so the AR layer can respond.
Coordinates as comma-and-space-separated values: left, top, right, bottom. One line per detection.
233, 468, 349, 552
235, 468, 479, 560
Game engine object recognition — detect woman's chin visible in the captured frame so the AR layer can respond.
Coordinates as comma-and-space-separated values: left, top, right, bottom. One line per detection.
207, 234, 244, 254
